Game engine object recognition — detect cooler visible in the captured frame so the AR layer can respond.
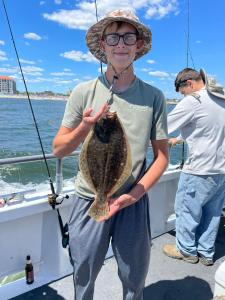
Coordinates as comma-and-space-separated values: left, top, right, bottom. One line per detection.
214, 261, 225, 296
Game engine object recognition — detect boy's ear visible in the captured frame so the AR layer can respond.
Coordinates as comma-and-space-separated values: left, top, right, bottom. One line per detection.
136, 39, 144, 50
100, 39, 105, 51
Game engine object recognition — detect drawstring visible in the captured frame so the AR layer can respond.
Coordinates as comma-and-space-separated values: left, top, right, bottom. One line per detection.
107, 62, 133, 106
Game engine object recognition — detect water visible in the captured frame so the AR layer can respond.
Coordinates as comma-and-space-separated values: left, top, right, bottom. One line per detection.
0, 98, 186, 194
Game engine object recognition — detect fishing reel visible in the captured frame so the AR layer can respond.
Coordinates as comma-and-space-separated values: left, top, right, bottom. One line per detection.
48, 193, 69, 209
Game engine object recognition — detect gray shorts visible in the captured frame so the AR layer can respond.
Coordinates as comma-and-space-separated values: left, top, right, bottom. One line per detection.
68, 194, 151, 300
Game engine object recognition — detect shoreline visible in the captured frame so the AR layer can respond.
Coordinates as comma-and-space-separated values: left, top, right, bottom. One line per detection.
0, 94, 68, 101
0, 94, 178, 104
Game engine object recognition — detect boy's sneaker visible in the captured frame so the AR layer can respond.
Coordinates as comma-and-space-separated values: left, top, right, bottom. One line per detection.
199, 256, 214, 266
163, 244, 199, 264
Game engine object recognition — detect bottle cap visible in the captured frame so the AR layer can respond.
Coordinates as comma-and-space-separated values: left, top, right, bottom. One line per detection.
26, 255, 30, 260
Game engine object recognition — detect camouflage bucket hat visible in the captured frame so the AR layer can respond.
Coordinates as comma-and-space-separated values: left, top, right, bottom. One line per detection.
86, 9, 152, 64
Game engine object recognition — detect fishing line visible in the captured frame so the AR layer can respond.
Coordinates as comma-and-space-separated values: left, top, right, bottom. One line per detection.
2, 0, 70, 249
94, 0, 103, 75
2, 0, 56, 195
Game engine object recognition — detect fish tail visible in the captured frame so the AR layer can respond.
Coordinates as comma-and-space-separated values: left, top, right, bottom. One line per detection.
88, 198, 109, 221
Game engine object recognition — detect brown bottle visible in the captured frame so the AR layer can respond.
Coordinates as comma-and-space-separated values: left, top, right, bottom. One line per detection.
25, 255, 34, 284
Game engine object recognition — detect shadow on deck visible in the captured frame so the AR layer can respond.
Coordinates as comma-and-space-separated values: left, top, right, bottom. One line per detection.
11, 214, 225, 300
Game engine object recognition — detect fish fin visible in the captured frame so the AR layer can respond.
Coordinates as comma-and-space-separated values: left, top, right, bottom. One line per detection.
88, 199, 109, 221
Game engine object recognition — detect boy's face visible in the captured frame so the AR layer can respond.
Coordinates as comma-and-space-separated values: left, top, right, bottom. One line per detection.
101, 22, 143, 70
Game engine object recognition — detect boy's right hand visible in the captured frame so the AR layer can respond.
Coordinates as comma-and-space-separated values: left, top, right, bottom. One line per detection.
82, 102, 109, 128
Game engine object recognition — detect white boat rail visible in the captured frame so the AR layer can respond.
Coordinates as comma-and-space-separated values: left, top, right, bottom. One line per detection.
0, 151, 181, 299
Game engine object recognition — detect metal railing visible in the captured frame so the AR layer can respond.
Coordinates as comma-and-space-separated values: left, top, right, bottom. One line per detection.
0, 151, 80, 196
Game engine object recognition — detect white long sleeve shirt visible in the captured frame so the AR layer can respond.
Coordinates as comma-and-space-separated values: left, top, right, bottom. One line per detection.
168, 88, 225, 175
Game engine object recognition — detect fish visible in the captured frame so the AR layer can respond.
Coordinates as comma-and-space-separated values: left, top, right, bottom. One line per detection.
79, 111, 132, 221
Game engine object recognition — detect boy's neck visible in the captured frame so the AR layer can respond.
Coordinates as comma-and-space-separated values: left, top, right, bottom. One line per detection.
105, 65, 136, 93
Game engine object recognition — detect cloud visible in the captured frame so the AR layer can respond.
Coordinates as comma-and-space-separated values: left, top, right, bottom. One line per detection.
149, 70, 170, 77
60, 50, 98, 63
0, 40, 5, 46
43, 0, 179, 30
22, 66, 44, 76
24, 33, 42, 40
141, 68, 150, 72
0, 67, 17, 74
40, 1, 45, 5
0, 50, 8, 61
98, 66, 107, 73
20, 59, 36, 65
145, 0, 179, 19
54, 0, 62, 4
50, 71, 75, 76
147, 59, 155, 64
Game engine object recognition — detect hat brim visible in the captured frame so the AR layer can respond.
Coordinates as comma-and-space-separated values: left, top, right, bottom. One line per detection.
86, 16, 152, 64
200, 69, 225, 100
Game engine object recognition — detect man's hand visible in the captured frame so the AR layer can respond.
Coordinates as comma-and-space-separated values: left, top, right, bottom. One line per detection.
168, 137, 178, 146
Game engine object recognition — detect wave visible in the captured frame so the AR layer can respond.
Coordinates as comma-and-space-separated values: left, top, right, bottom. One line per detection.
0, 177, 75, 196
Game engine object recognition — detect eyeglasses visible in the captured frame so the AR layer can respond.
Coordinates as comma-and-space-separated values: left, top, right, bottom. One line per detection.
175, 79, 192, 91
103, 32, 138, 46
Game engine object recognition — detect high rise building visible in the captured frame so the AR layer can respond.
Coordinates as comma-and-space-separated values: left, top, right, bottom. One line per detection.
0, 76, 17, 94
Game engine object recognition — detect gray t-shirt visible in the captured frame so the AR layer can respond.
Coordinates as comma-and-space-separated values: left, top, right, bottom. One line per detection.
62, 74, 168, 199
168, 88, 225, 175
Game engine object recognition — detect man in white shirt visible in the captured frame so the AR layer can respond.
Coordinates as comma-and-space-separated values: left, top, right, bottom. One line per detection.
163, 68, 225, 266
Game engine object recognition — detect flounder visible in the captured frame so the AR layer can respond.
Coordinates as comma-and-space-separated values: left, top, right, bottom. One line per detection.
79, 111, 132, 221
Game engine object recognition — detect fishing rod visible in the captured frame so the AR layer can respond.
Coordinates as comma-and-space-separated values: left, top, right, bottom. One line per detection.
180, 0, 191, 170
1, 0, 68, 208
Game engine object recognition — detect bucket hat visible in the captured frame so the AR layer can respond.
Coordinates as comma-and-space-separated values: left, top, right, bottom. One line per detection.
86, 9, 152, 64
200, 69, 225, 100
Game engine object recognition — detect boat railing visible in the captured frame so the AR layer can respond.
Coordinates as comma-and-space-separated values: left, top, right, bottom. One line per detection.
0, 151, 80, 198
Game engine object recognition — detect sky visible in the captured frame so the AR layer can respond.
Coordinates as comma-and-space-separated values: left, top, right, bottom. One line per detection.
0, 0, 224, 99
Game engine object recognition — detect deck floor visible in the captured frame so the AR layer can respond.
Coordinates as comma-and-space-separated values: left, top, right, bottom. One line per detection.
11, 213, 225, 300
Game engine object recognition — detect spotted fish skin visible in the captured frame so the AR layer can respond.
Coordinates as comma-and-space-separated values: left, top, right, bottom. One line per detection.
79, 111, 132, 221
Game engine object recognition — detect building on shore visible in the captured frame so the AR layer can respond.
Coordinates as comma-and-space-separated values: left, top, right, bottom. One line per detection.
0, 76, 17, 94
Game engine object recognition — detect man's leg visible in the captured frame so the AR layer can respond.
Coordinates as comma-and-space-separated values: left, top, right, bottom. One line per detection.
196, 174, 225, 260
173, 172, 199, 257
68, 196, 111, 300
111, 194, 151, 300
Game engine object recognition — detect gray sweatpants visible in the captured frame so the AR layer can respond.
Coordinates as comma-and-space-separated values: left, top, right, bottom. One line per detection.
68, 194, 151, 300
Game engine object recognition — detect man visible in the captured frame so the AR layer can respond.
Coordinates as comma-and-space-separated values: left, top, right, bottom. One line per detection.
163, 68, 225, 266
53, 10, 168, 300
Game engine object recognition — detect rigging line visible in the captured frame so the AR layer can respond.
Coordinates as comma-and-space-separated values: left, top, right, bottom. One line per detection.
184, 29, 195, 69
186, 0, 190, 67
2, 0, 55, 195
94, 0, 103, 75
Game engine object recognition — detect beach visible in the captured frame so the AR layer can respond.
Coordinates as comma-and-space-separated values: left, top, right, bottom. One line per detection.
0, 93, 68, 101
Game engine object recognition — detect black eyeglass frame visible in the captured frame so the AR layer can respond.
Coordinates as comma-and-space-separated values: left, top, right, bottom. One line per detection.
103, 32, 139, 46
175, 78, 192, 92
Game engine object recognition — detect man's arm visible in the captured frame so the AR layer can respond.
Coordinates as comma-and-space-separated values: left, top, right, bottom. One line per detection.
168, 98, 194, 134
53, 103, 109, 158
105, 139, 169, 218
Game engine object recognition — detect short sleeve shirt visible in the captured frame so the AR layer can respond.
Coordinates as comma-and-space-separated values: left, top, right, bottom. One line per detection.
62, 74, 168, 199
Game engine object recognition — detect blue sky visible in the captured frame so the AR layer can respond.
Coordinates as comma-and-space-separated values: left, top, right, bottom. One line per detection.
0, 0, 224, 98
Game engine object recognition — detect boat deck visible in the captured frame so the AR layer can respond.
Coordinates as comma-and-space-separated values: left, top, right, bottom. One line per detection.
11, 211, 225, 300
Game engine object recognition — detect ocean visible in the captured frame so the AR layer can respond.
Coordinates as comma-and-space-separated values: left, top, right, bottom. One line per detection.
0, 97, 186, 194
